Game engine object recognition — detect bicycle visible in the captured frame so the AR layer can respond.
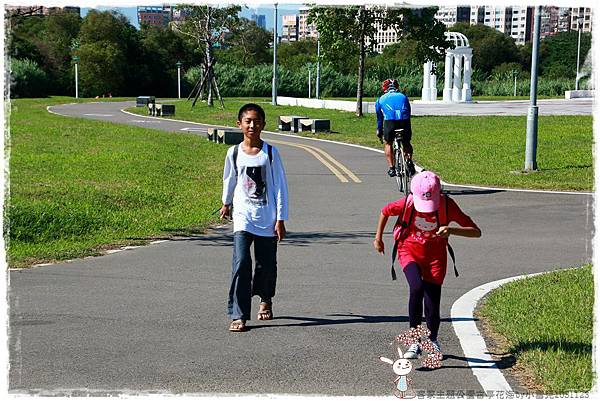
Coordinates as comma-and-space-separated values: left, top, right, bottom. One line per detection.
393, 128, 411, 195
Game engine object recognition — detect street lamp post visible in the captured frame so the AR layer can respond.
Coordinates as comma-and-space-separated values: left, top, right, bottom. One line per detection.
575, 16, 583, 90
316, 34, 321, 99
524, 6, 541, 172
72, 56, 79, 99
176, 61, 182, 99
272, 3, 278, 105
308, 64, 312, 98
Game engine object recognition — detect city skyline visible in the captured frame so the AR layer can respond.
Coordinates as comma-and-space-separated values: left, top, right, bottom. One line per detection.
81, 4, 302, 32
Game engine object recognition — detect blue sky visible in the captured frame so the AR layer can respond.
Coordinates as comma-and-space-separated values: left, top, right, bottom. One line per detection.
81, 4, 302, 32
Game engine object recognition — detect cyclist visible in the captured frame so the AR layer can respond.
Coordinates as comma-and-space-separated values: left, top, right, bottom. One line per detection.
375, 79, 416, 178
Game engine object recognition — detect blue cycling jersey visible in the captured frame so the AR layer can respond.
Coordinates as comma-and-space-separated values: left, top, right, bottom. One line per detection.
375, 90, 411, 132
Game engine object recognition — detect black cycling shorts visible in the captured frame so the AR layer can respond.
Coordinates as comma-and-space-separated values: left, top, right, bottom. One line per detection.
382, 119, 412, 145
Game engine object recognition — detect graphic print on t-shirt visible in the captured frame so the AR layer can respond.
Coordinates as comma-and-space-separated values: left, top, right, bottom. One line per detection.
412, 214, 438, 241
242, 165, 267, 205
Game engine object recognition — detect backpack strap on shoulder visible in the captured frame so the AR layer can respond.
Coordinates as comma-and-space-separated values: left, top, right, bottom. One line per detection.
267, 143, 273, 165
232, 144, 239, 177
391, 195, 414, 280
442, 194, 459, 277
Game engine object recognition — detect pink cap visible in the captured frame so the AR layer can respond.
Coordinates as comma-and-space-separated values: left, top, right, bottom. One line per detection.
410, 171, 441, 212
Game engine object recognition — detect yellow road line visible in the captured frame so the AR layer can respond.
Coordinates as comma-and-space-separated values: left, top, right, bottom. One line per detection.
300, 143, 362, 183
269, 139, 349, 183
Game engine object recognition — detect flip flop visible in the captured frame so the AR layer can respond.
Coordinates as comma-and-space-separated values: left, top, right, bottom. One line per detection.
257, 302, 273, 321
229, 319, 247, 332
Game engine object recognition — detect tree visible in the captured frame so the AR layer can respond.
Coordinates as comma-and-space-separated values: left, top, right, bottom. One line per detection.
7, 11, 82, 95
76, 10, 139, 96
308, 6, 376, 116
171, 4, 241, 107
309, 6, 448, 116
452, 22, 520, 77
43, 11, 82, 93
9, 58, 50, 98
277, 39, 318, 71
222, 18, 272, 66
139, 25, 189, 97
7, 15, 47, 68
538, 31, 592, 79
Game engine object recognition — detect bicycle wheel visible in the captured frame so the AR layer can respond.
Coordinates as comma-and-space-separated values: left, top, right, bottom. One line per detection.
393, 140, 404, 193
398, 149, 411, 197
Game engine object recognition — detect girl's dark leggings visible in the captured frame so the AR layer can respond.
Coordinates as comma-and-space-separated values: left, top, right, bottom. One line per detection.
403, 262, 442, 341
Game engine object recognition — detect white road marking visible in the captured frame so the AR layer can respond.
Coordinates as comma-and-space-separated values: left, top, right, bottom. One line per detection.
83, 113, 113, 117
180, 127, 206, 132
451, 271, 547, 393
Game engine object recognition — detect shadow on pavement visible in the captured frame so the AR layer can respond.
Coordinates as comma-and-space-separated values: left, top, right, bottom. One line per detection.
246, 314, 477, 329
177, 231, 375, 247
442, 188, 504, 196
415, 353, 515, 371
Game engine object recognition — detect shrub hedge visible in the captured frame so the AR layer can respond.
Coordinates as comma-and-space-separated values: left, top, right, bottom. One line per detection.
182, 63, 579, 99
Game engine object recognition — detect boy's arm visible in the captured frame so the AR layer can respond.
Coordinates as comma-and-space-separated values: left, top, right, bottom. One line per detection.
221, 149, 236, 219
373, 212, 389, 254
272, 148, 289, 222
272, 148, 288, 241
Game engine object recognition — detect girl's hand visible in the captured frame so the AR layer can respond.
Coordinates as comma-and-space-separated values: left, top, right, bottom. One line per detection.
437, 226, 450, 238
373, 238, 385, 254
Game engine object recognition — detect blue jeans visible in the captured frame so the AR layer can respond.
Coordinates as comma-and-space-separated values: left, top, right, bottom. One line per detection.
227, 231, 278, 321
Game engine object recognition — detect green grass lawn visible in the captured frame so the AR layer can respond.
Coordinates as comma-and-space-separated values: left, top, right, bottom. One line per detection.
128, 97, 593, 191
477, 265, 593, 394
7, 97, 227, 268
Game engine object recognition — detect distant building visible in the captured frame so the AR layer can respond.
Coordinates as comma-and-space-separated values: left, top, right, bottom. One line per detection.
372, 20, 398, 53
508, 6, 532, 45
252, 13, 266, 29
281, 14, 299, 42
539, 7, 571, 39
298, 7, 318, 39
435, 6, 470, 27
137, 5, 173, 27
281, 8, 317, 42
570, 7, 593, 32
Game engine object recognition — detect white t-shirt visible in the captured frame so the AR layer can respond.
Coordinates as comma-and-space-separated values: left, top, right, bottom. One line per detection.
222, 142, 289, 237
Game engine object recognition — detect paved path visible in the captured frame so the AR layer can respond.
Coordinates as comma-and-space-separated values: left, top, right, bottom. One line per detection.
9, 101, 593, 396
411, 98, 593, 116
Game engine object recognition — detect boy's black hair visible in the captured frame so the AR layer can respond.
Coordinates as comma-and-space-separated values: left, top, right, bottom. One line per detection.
237, 103, 266, 122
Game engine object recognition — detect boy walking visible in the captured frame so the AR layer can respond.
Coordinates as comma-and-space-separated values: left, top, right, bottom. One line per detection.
220, 103, 289, 332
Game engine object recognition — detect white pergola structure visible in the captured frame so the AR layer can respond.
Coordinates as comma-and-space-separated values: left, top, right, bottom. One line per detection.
421, 32, 473, 103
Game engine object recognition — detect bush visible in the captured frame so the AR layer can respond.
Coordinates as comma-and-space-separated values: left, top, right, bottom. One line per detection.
182, 62, 576, 99
9, 58, 50, 98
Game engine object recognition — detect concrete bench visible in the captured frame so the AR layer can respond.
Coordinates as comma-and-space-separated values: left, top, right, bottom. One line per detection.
137, 96, 155, 107
279, 115, 307, 133
299, 118, 331, 133
148, 103, 175, 117
206, 128, 217, 142
216, 128, 243, 145
161, 104, 175, 116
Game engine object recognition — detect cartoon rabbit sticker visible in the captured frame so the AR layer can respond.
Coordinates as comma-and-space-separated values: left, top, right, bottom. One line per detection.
379, 347, 414, 399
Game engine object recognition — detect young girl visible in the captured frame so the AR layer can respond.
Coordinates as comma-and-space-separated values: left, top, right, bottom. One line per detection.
373, 171, 481, 358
